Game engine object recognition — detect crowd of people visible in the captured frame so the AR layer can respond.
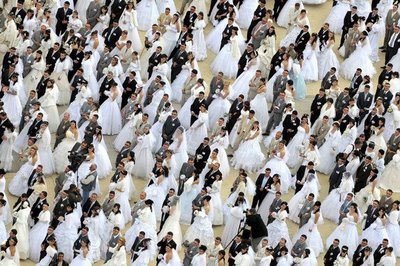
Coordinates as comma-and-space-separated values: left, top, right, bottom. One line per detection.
0, 0, 398, 265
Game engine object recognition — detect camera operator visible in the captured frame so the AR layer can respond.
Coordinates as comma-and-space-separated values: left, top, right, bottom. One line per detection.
245, 208, 268, 249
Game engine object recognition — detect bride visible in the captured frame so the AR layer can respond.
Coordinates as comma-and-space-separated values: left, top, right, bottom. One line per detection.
158, 195, 182, 246
158, 245, 181, 266
280, 10, 310, 48
340, 31, 376, 80
184, 195, 214, 248
0, 237, 19, 265
53, 121, 79, 173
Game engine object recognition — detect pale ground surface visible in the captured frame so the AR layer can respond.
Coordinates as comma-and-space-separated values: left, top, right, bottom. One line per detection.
7, 0, 399, 265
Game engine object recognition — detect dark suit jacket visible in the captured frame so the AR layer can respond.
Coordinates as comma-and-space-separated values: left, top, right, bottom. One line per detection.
121, 77, 137, 108
364, 205, 379, 229
373, 244, 387, 264
245, 213, 268, 238
294, 31, 310, 53
352, 244, 366, 266
31, 198, 48, 221
103, 26, 122, 49
321, 73, 337, 90
329, 164, 346, 190
53, 197, 70, 219
342, 11, 359, 31
324, 245, 340, 266
183, 11, 198, 28
318, 27, 329, 47
81, 199, 101, 216
162, 116, 180, 142
157, 239, 177, 255
10, 7, 26, 26
238, 50, 252, 70
204, 169, 222, 188
354, 162, 373, 192
356, 92, 373, 111
110, 0, 127, 20
45, 48, 61, 73
194, 144, 211, 172
27, 119, 43, 137
228, 242, 242, 265
377, 90, 393, 110
56, 7, 73, 28
116, 147, 131, 167
254, 174, 273, 200
0, 118, 13, 143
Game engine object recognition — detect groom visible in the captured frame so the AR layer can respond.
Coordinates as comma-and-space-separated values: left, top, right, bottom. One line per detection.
159, 189, 176, 232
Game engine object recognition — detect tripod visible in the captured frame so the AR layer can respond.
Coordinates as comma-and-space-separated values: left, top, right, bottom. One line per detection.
223, 218, 247, 250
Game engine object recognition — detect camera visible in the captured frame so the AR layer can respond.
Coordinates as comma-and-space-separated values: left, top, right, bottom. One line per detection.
68, 151, 86, 172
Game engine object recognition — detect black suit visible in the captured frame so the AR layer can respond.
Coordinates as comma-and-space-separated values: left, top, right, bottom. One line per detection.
68, 49, 84, 81
69, 75, 87, 103
159, 195, 171, 231
27, 119, 43, 137
51, 197, 70, 228
55, 7, 73, 36
103, 26, 122, 49
363, 113, 379, 140
228, 242, 242, 266
220, 24, 233, 50
340, 12, 359, 47
373, 244, 387, 264
73, 234, 89, 257
375, 70, 392, 101
354, 163, 374, 193
36, 76, 50, 99
318, 28, 329, 50
377, 90, 393, 112
364, 205, 379, 230
329, 163, 346, 192
310, 94, 327, 125
99, 78, 115, 106
121, 77, 137, 109
157, 239, 177, 263
147, 52, 162, 78
162, 116, 180, 144
251, 174, 273, 208
81, 199, 101, 225
0, 119, 14, 144
294, 30, 310, 55
45, 48, 61, 73
356, 92, 373, 123
110, 0, 127, 22
282, 115, 300, 144
237, 50, 252, 77
116, 147, 131, 167
183, 11, 197, 28
226, 99, 244, 133
268, 51, 284, 79
204, 169, 222, 189
273, 0, 287, 21
324, 245, 340, 266
130, 236, 144, 262
190, 98, 206, 125
171, 50, 188, 82
349, 74, 363, 98
246, 6, 267, 42
31, 198, 48, 224
10, 7, 26, 28
194, 144, 211, 173
352, 245, 366, 266
385, 32, 400, 64
169, 31, 188, 60
246, 213, 268, 238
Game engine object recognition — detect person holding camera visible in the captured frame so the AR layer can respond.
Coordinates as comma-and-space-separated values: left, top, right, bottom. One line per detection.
245, 208, 268, 249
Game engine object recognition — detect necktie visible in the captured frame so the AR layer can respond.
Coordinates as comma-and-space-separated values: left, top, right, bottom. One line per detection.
389, 33, 398, 47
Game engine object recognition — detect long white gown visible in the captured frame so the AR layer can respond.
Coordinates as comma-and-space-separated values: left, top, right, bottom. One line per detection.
52, 58, 72, 105
221, 200, 249, 246
158, 201, 182, 247
119, 9, 142, 52
54, 210, 81, 263
263, 150, 291, 194
317, 41, 340, 80
125, 207, 158, 251
12, 207, 31, 260
379, 152, 400, 192
361, 217, 389, 251
231, 129, 265, 173
341, 38, 376, 79
210, 35, 241, 79
158, 249, 182, 266
136, 0, 159, 31
0, 247, 20, 266
326, 213, 359, 257
315, 128, 341, 175
288, 178, 319, 224
292, 212, 324, 256
0, 130, 17, 171
301, 43, 319, 82
2, 81, 22, 127
179, 177, 201, 224
8, 155, 40, 196
29, 210, 51, 262
186, 111, 209, 155
184, 207, 214, 247
386, 210, 400, 256
109, 177, 132, 224
132, 133, 155, 179
267, 210, 293, 249
99, 89, 122, 135
192, 19, 207, 61
163, 22, 180, 57
53, 130, 78, 173
324, 0, 351, 34
228, 57, 260, 101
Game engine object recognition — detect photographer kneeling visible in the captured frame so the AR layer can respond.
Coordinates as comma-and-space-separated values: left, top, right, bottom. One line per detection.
245, 208, 268, 249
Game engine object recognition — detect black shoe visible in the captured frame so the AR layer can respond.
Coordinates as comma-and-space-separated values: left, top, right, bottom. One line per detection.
381, 50, 386, 53
381, 66, 386, 69
379, 46, 385, 49
227, 154, 233, 157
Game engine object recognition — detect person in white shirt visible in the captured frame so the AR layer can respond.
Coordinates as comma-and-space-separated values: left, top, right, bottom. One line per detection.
234, 244, 252, 266
191, 245, 207, 266
259, 246, 274, 266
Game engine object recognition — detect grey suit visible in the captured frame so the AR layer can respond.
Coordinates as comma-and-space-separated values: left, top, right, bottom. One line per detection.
105, 234, 121, 262
291, 240, 307, 258
96, 52, 112, 80
86, 1, 101, 28
183, 243, 199, 266
385, 133, 400, 164
19, 96, 38, 132
182, 76, 197, 104
265, 97, 286, 134
54, 119, 71, 149
20, 53, 34, 77
298, 199, 314, 228
54, 172, 68, 195
251, 21, 268, 49
177, 163, 196, 195
31, 31, 44, 51
78, 102, 94, 127
131, 200, 146, 221
272, 75, 288, 103
102, 198, 116, 217
267, 197, 282, 224
207, 76, 224, 105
